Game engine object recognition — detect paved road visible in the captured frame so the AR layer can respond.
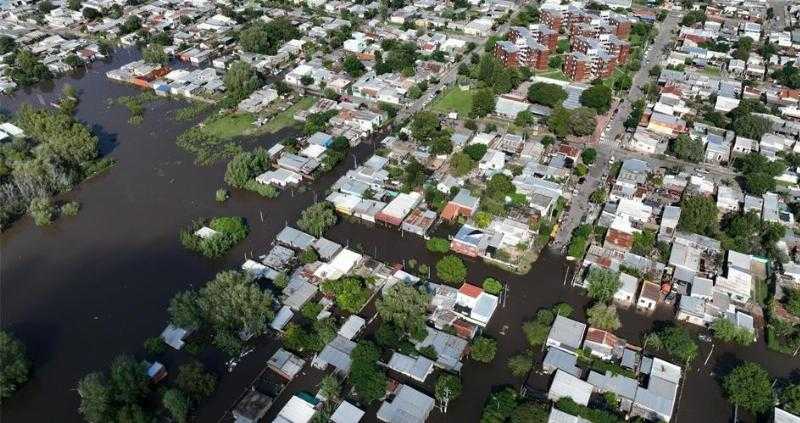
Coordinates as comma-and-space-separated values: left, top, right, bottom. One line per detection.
397, 5, 524, 121
771, 0, 788, 32
552, 10, 684, 248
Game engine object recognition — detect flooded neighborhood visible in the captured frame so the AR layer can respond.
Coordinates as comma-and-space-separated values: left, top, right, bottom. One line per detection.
1, 1, 800, 423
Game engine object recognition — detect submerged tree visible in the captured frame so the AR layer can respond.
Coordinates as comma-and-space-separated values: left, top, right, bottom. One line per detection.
0, 331, 30, 399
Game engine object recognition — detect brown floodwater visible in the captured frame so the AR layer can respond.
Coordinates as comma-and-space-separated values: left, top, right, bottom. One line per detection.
0, 50, 797, 423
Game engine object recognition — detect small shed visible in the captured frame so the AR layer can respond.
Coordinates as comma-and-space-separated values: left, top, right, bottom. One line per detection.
268, 348, 306, 380
233, 389, 273, 423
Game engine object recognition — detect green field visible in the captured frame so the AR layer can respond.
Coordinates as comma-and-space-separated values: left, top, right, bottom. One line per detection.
428, 87, 473, 115
538, 69, 569, 81
262, 96, 317, 133
202, 113, 256, 140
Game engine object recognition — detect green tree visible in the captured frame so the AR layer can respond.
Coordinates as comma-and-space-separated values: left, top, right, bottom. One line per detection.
223, 61, 263, 103
224, 148, 270, 188
722, 362, 774, 414
649, 326, 699, 364
474, 211, 492, 228
342, 55, 366, 77
297, 202, 337, 237
527, 82, 568, 107
522, 308, 556, 347
470, 88, 496, 118
580, 148, 597, 164
436, 255, 468, 286
568, 107, 597, 136
198, 271, 274, 349
238, 19, 299, 55
671, 134, 704, 162
515, 110, 534, 127
28, 196, 55, 226
162, 389, 190, 423
548, 106, 571, 138
77, 373, 111, 423
321, 277, 370, 313
435, 374, 462, 413
410, 111, 440, 142
376, 283, 430, 338
678, 195, 718, 236
586, 303, 621, 330
483, 278, 503, 295
108, 355, 149, 405
732, 114, 771, 140
481, 388, 519, 422
350, 341, 387, 404
507, 353, 533, 377
318, 374, 342, 402
175, 361, 217, 403
585, 267, 621, 303
632, 230, 656, 256
710, 318, 754, 345
142, 44, 168, 65
579, 84, 613, 113
67, 0, 81, 10
463, 143, 488, 161
510, 402, 548, 423
781, 384, 800, 415
0, 331, 30, 399
785, 288, 800, 317
168, 290, 203, 330
470, 336, 497, 363
426, 237, 451, 253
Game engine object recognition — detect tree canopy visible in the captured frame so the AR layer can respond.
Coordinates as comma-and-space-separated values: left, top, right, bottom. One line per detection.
585, 267, 621, 303
678, 195, 718, 236
297, 202, 337, 237
349, 341, 388, 404
436, 255, 467, 286
586, 303, 621, 330
470, 336, 497, 363
239, 18, 299, 55
671, 134, 704, 162
722, 362, 774, 414
579, 84, 613, 113
0, 331, 30, 399
376, 283, 430, 338
527, 82, 568, 107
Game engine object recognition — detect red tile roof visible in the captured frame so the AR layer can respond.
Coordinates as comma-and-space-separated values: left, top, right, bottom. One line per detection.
459, 283, 483, 298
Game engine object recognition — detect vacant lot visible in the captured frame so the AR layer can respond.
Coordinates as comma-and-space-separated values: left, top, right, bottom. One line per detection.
428, 86, 473, 115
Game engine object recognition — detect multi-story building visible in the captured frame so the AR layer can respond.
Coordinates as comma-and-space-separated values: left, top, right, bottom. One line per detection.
494, 28, 550, 70
572, 34, 629, 62
564, 52, 591, 82
541, 9, 563, 32
509, 25, 559, 52
564, 50, 616, 81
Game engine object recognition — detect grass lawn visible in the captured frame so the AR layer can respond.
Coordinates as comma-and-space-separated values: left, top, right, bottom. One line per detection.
202, 113, 256, 140
603, 69, 629, 90
702, 66, 722, 76
428, 86, 473, 115
262, 96, 316, 133
538, 69, 569, 81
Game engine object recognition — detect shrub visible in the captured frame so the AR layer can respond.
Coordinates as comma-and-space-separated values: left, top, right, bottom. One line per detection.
426, 237, 450, 253
215, 189, 228, 202
143, 336, 166, 356
180, 217, 249, 258
60, 201, 80, 217
243, 180, 279, 198
483, 278, 503, 295
470, 336, 497, 363
29, 197, 55, 226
